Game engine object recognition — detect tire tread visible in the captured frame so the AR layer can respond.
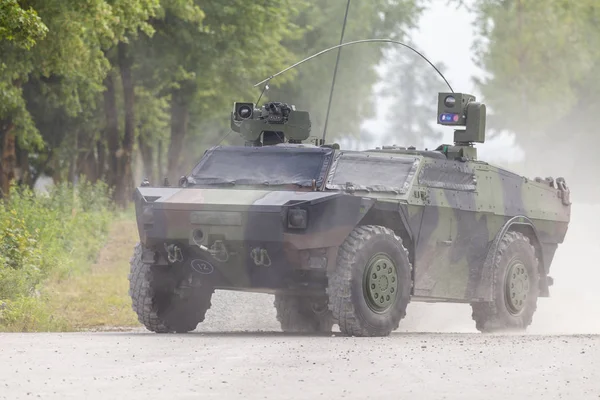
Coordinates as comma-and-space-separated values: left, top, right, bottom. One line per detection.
128, 243, 212, 333
326, 225, 412, 337
471, 231, 540, 332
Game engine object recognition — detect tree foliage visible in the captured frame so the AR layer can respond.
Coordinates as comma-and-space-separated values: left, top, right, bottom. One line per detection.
265, 0, 425, 144
0, 0, 426, 205
136, 0, 307, 181
467, 0, 600, 199
0, 0, 48, 49
0, 0, 160, 198
470, 0, 600, 133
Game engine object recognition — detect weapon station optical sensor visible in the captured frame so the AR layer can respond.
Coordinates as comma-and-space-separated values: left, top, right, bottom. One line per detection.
238, 105, 253, 119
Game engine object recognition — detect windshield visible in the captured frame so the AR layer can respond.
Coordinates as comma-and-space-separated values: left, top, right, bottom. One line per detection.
326, 152, 419, 193
190, 146, 334, 187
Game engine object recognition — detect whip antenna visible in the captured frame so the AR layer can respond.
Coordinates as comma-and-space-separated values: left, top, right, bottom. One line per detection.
253, 39, 454, 144
254, 39, 453, 92
322, 0, 352, 144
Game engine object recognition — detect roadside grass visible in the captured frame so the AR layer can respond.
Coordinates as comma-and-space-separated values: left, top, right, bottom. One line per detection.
43, 216, 141, 331
0, 182, 142, 332
0, 213, 142, 332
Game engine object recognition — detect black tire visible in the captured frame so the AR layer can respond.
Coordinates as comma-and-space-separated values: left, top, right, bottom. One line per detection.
128, 243, 213, 333
326, 225, 412, 337
471, 231, 540, 333
274, 294, 333, 333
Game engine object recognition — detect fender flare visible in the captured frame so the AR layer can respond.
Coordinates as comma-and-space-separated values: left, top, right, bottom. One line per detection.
473, 216, 547, 301
356, 200, 416, 255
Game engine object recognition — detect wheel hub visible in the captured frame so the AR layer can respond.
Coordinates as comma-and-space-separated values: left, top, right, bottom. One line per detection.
505, 260, 530, 315
364, 254, 398, 313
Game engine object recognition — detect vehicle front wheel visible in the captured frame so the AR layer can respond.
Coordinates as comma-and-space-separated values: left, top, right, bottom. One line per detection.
327, 225, 412, 337
128, 243, 213, 333
471, 231, 540, 333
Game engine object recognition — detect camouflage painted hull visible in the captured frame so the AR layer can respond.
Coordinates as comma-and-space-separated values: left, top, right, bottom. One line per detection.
133, 146, 571, 302
404, 160, 570, 302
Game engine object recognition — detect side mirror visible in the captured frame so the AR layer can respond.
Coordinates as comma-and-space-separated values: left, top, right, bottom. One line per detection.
179, 176, 189, 188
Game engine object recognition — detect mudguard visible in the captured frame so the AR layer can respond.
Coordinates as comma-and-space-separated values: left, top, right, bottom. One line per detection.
473, 216, 547, 301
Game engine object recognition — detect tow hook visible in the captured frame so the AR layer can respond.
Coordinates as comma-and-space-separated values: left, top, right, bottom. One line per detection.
209, 240, 229, 262
165, 244, 183, 263
251, 247, 271, 267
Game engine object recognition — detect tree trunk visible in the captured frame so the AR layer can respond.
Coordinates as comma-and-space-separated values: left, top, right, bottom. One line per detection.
76, 131, 86, 181
96, 139, 106, 182
167, 88, 190, 184
138, 134, 155, 184
0, 120, 17, 198
157, 139, 164, 183
51, 153, 62, 185
116, 41, 135, 207
79, 135, 98, 183
67, 130, 79, 185
17, 147, 33, 188
103, 72, 120, 190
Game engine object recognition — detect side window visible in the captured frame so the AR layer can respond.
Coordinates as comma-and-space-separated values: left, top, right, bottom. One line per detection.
325, 152, 420, 193
417, 161, 477, 191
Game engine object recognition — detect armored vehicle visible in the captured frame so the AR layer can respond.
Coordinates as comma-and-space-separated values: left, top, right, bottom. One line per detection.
128, 87, 571, 337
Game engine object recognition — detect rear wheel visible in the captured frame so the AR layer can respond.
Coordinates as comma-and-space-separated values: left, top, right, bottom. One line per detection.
274, 294, 333, 333
327, 225, 412, 337
471, 231, 540, 332
128, 243, 213, 333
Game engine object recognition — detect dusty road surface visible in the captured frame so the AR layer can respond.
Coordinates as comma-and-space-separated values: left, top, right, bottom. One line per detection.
1, 330, 599, 400
2, 205, 600, 399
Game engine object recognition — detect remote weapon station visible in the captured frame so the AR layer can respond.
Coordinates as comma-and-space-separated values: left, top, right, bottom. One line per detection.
129, 39, 571, 337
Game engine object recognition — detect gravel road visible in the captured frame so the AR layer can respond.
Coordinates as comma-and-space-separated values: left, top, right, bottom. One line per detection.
1, 328, 599, 400
1, 205, 599, 399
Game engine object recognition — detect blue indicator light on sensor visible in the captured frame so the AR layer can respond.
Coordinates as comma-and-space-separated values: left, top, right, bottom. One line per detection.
440, 113, 459, 123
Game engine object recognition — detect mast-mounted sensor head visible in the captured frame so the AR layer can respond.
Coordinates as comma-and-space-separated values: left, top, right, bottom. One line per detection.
437, 92, 487, 144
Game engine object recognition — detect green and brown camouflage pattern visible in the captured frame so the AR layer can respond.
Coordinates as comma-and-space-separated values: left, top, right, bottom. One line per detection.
134, 143, 570, 303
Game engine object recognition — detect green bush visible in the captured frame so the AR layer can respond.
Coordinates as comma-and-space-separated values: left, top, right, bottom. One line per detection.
0, 179, 116, 329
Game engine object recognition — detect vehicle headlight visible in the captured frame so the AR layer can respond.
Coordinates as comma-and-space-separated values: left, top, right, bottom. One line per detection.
287, 208, 307, 229
142, 205, 154, 225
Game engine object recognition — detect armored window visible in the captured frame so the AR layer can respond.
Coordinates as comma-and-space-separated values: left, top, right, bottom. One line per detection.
417, 162, 477, 191
325, 152, 419, 193
190, 146, 333, 187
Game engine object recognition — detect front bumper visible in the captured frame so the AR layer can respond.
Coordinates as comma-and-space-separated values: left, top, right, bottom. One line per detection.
134, 187, 375, 292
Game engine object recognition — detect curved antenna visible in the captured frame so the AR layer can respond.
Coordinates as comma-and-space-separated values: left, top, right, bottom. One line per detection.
254, 38, 454, 93
322, 0, 352, 144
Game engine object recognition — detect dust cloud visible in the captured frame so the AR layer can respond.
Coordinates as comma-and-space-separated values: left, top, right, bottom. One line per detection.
196, 202, 600, 335
529, 203, 600, 334
399, 202, 600, 334
198, 200, 600, 335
